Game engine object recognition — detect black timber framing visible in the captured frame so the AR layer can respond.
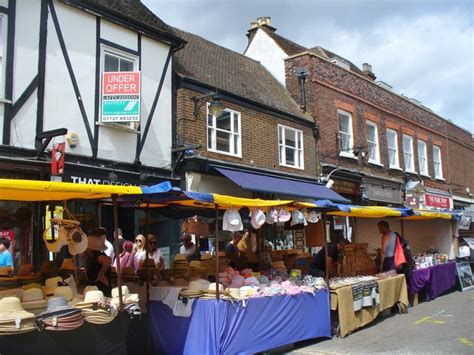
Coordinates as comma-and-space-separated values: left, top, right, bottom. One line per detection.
92, 17, 101, 158
36, 0, 48, 137
2, 0, 16, 144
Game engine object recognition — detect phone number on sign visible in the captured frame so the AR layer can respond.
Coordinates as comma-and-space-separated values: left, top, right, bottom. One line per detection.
101, 116, 140, 122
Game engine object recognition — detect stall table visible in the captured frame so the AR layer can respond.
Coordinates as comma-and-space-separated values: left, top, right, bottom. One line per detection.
408, 262, 457, 301
330, 274, 408, 337
150, 290, 331, 354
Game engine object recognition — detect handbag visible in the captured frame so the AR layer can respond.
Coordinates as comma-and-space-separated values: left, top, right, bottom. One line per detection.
394, 234, 407, 268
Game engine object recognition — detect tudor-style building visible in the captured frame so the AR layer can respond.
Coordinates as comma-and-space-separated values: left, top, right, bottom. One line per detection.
244, 17, 474, 210
0, 0, 184, 266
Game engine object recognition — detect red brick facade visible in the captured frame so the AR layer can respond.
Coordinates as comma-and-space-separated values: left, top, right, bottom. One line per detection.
285, 52, 474, 196
176, 87, 317, 178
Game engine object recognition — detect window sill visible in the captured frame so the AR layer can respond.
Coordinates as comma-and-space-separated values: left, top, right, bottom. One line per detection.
435, 177, 445, 181
279, 163, 305, 170
368, 161, 384, 167
420, 173, 431, 179
389, 166, 403, 171
339, 152, 357, 160
96, 122, 140, 134
405, 169, 416, 174
0, 97, 12, 104
207, 148, 242, 159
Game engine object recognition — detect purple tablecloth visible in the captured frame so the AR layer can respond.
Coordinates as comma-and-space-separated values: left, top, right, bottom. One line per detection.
150, 291, 331, 355
409, 262, 457, 300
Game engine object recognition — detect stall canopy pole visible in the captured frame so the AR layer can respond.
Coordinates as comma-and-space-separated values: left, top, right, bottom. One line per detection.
400, 219, 405, 238
144, 204, 150, 306
215, 206, 220, 301
112, 194, 123, 310
322, 215, 329, 282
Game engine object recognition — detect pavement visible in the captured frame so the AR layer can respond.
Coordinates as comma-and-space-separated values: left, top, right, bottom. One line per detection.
285, 289, 474, 354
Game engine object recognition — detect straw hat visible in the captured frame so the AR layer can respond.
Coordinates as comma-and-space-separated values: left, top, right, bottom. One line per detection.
54, 286, 81, 305
179, 280, 204, 297
82, 285, 99, 296
82, 308, 115, 325
0, 267, 12, 277
207, 283, 225, 294
21, 287, 47, 310
189, 260, 202, 269
0, 297, 35, 322
175, 254, 188, 262
66, 227, 88, 255
201, 253, 213, 261
42, 311, 84, 331
75, 290, 104, 308
43, 276, 64, 296
23, 282, 42, 291
110, 286, 139, 306
227, 288, 245, 300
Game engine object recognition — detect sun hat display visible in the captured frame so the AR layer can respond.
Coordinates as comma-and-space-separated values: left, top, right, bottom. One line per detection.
21, 287, 47, 311
290, 209, 308, 226
75, 290, 105, 308
175, 254, 188, 262
207, 283, 225, 294
37, 296, 81, 320
201, 253, 213, 261
23, 282, 42, 291
82, 285, 99, 296
53, 286, 81, 305
110, 286, 139, 306
43, 276, 64, 296
223, 208, 243, 232
306, 210, 321, 224
0, 267, 12, 277
278, 208, 291, 222
265, 208, 279, 225
227, 288, 245, 300
250, 208, 266, 229
41, 311, 84, 331
0, 297, 35, 322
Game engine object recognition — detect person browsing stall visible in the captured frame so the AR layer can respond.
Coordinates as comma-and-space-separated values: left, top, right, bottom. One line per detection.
138, 234, 164, 270
378, 221, 397, 272
225, 232, 242, 268
132, 234, 146, 271
309, 239, 345, 278
81, 227, 112, 296
179, 233, 196, 261
0, 238, 13, 267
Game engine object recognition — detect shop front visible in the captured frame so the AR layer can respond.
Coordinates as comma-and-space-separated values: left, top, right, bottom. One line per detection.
361, 177, 404, 206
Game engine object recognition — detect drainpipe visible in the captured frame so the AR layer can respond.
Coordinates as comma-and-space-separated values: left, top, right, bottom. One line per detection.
296, 67, 308, 111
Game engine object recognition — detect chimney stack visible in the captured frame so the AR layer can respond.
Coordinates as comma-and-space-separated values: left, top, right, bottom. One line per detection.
246, 17, 276, 46
257, 16, 271, 27
362, 63, 376, 80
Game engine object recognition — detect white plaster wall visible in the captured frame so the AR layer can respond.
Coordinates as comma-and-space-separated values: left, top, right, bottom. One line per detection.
101, 20, 137, 51
353, 218, 453, 255
244, 29, 288, 85
10, 92, 37, 147
0, 0, 7, 8
42, 2, 96, 155
139, 36, 172, 168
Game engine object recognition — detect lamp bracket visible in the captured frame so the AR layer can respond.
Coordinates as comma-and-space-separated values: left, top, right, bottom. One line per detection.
192, 92, 221, 117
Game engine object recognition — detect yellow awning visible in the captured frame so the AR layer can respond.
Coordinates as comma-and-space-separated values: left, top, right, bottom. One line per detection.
0, 179, 142, 201
212, 194, 293, 209
402, 210, 454, 220
327, 206, 405, 218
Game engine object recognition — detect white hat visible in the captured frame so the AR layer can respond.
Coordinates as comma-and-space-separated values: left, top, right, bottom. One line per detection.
250, 208, 265, 229
111, 285, 139, 306
21, 288, 47, 310
0, 297, 35, 322
223, 208, 243, 231
180, 280, 204, 297
43, 276, 64, 296
290, 209, 308, 226
278, 208, 291, 222
265, 208, 278, 225
306, 210, 321, 224
66, 227, 88, 255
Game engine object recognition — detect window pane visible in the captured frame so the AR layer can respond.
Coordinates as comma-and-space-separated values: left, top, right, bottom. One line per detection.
279, 145, 284, 164
387, 131, 395, 148
216, 130, 231, 152
233, 113, 239, 134
119, 58, 134, 71
216, 111, 231, 131
389, 149, 396, 166
279, 126, 283, 145
403, 136, 411, 152
208, 128, 213, 149
404, 152, 412, 170
340, 133, 351, 152
285, 128, 296, 148
207, 114, 213, 127
104, 54, 119, 72
234, 135, 239, 155
285, 147, 295, 166
339, 114, 350, 134
367, 124, 375, 141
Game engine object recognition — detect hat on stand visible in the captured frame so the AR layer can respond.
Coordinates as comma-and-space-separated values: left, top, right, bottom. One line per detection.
0, 297, 36, 335
43, 276, 64, 297
110, 286, 139, 306
37, 296, 83, 331
21, 287, 47, 314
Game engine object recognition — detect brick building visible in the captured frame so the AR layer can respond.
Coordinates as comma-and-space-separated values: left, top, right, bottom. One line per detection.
245, 17, 474, 210
172, 28, 347, 204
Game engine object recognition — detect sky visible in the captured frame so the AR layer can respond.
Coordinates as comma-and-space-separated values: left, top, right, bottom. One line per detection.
143, 0, 474, 134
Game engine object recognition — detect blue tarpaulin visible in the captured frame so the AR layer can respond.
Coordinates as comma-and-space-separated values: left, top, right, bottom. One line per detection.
150, 291, 331, 355
214, 166, 350, 204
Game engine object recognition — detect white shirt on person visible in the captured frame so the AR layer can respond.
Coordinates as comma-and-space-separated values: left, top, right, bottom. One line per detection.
104, 240, 115, 264
137, 248, 163, 268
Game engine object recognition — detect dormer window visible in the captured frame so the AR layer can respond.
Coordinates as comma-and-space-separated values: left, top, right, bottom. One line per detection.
330, 58, 350, 70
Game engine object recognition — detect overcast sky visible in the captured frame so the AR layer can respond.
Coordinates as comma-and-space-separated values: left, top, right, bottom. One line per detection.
144, 0, 474, 133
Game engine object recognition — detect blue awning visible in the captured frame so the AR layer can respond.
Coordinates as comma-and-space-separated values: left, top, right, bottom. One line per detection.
214, 167, 350, 204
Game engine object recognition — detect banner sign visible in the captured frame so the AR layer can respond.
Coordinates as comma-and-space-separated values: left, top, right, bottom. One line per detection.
101, 71, 140, 122
51, 142, 65, 176
425, 193, 451, 209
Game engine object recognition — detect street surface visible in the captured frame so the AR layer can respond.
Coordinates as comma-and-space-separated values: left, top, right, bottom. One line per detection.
287, 290, 474, 354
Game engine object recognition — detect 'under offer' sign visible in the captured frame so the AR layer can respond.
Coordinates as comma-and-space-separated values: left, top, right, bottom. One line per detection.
101, 71, 140, 122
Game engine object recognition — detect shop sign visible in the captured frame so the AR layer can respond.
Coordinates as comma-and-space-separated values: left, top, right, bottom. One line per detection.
0, 229, 15, 255
364, 182, 403, 205
51, 142, 65, 179
101, 71, 140, 123
425, 193, 451, 209
406, 195, 420, 208
68, 175, 135, 186
332, 179, 359, 195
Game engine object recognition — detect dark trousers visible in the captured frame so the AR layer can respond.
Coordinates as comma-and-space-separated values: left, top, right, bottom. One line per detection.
382, 256, 395, 272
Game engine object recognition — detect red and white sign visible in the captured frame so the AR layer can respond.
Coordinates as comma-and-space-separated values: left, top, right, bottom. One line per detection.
102, 72, 140, 95
425, 193, 451, 209
0, 229, 15, 255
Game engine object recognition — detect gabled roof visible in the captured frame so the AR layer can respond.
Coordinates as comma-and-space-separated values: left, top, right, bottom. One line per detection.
61, 0, 185, 48
249, 24, 372, 80
173, 28, 312, 122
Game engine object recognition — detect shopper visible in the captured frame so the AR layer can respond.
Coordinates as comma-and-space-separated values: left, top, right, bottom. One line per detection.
179, 233, 196, 261
309, 239, 346, 277
132, 234, 146, 271
377, 221, 397, 272
225, 232, 242, 268
81, 227, 112, 296
114, 228, 125, 254
0, 238, 13, 267
138, 234, 164, 270
115, 240, 134, 270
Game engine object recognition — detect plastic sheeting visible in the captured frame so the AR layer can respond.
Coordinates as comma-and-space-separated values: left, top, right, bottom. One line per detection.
150, 291, 331, 355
